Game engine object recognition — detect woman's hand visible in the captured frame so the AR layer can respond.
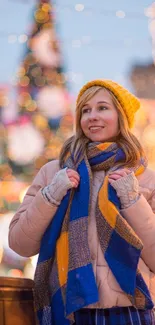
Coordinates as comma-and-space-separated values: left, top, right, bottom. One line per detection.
42, 168, 80, 206
108, 168, 140, 209
66, 169, 80, 188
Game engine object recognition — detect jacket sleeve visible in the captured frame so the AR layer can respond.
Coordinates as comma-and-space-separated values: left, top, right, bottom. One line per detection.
121, 190, 155, 273
8, 163, 59, 257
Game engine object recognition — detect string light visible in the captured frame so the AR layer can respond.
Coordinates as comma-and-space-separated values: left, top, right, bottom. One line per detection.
75, 4, 85, 12
5, 36, 151, 48
8, 34, 17, 43
4, 2, 149, 20
116, 10, 126, 18
18, 34, 28, 43
1, 30, 150, 49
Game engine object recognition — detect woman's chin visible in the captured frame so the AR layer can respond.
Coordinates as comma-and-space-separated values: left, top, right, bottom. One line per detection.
89, 135, 109, 143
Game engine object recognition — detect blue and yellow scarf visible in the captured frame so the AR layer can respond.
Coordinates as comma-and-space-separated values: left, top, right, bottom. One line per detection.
34, 142, 153, 325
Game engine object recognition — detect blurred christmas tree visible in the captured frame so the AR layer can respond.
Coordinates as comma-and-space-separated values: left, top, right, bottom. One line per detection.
0, 0, 73, 213
7, 0, 73, 177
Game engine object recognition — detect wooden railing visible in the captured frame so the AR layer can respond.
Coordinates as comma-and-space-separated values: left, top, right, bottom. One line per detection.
0, 277, 37, 325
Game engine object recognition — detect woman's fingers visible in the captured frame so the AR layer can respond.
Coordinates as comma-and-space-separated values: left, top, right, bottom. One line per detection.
109, 174, 122, 181
109, 169, 130, 176
67, 169, 80, 180
67, 168, 131, 187
69, 177, 79, 188
66, 169, 80, 188
108, 168, 131, 181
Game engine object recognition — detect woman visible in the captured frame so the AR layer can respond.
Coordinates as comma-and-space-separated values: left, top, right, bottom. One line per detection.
9, 79, 155, 325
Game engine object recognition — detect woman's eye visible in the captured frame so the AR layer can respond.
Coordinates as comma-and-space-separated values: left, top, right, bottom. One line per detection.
82, 108, 90, 114
99, 106, 107, 111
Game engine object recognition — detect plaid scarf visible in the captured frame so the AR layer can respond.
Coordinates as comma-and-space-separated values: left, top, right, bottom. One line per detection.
34, 142, 154, 325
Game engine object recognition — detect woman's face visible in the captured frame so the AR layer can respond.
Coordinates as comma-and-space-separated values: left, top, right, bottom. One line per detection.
80, 88, 119, 142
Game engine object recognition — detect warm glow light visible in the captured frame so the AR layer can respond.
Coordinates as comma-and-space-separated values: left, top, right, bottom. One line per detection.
7, 123, 45, 165
17, 92, 31, 106
20, 76, 30, 87
30, 255, 38, 268
33, 115, 48, 130
142, 125, 155, 147
35, 76, 45, 87
25, 53, 36, 65
0, 247, 3, 264
1, 181, 29, 201
8, 269, 23, 278
26, 100, 37, 112
31, 67, 42, 77
35, 9, 49, 23
0, 96, 9, 107
19, 186, 29, 203
17, 67, 26, 77
42, 3, 51, 12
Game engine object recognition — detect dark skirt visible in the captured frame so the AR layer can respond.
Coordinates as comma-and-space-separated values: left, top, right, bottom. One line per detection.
74, 307, 155, 325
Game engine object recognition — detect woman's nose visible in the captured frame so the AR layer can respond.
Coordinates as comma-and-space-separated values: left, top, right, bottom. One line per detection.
88, 110, 98, 120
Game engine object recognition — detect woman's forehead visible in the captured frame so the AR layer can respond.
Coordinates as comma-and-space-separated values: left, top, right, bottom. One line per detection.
85, 88, 113, 106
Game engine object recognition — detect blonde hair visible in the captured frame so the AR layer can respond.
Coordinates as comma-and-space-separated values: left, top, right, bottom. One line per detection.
59, 86, 145, 168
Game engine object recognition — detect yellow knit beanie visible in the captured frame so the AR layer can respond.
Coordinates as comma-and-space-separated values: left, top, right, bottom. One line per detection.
76, 79, 140, 128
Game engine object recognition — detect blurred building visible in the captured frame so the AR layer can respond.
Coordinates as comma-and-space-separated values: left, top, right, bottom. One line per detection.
130, 62, 155, 99
130, 61, 155, 170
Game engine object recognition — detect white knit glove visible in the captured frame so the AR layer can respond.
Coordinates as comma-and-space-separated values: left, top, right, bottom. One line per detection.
110, 172, 140, 209
42, 168, 73, 206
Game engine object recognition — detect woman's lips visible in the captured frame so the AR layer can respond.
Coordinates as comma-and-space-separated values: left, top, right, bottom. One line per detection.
89, 126, 104, 132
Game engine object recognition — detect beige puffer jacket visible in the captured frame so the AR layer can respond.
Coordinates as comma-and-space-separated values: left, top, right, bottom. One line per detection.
9, 160, 155, 309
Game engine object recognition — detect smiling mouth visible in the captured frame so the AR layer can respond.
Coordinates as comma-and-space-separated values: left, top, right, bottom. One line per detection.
89, 126, 104, 132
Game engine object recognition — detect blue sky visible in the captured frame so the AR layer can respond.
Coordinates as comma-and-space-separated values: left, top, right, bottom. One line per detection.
0, 0, 153, 96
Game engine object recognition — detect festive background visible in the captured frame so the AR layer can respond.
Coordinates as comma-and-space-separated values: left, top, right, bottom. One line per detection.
0, 0, 155, 279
